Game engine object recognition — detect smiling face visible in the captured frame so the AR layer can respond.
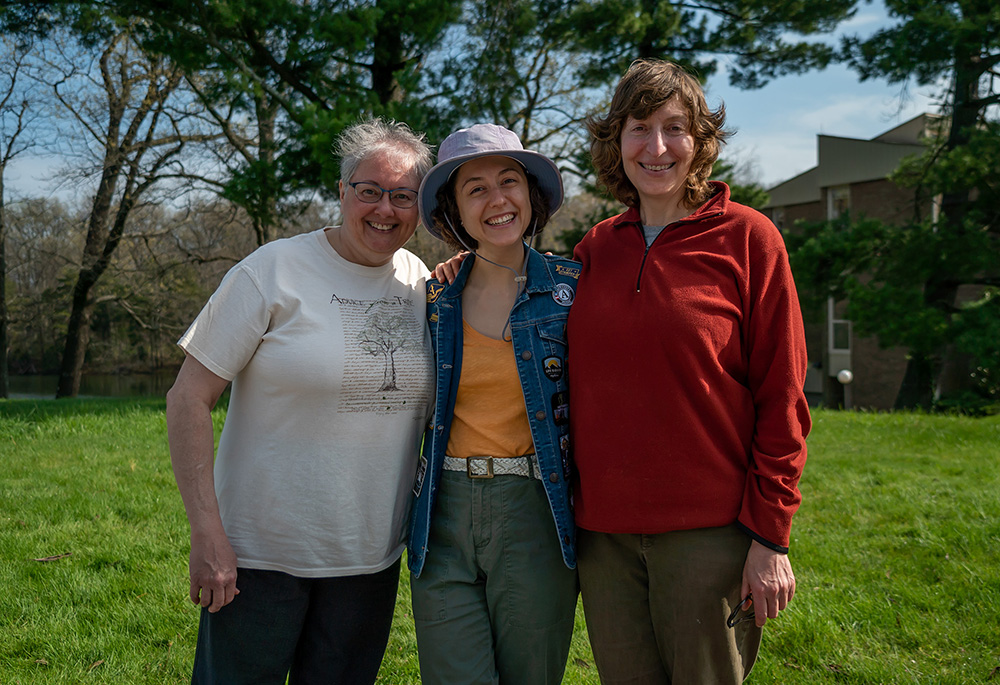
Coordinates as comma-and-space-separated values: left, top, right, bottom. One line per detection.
336, 149, 421, 267
452, 155, 531, 261
620, 98, 696, 220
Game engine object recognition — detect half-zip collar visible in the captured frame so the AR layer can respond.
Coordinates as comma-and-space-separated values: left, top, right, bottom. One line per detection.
613, 181, 729, 292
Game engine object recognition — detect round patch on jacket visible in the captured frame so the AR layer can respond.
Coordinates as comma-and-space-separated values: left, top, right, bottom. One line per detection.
552, 283, 574, 306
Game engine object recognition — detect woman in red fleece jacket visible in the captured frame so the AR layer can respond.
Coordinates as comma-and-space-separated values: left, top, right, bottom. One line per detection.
568, 58, 811, 683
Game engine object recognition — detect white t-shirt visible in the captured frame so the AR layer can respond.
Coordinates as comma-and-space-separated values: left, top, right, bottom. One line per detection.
178, 227, 433, 577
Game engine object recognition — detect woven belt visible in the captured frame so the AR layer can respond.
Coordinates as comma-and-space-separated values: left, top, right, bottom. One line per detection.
443, 454, 541, 480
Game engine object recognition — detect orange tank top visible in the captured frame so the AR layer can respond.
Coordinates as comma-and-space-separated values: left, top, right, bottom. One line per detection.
445, 320, 534, 458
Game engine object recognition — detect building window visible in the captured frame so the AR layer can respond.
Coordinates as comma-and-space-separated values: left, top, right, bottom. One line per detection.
772, 207, 785, 232
828, 185, 850, 220
831, 320, 851, 351
827, 296, 852, 380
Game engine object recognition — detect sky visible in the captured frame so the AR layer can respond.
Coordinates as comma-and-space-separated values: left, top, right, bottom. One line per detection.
707, 3, 942, 189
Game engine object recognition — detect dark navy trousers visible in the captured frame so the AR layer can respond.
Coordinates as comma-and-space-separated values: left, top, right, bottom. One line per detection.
191, 559, 400, 685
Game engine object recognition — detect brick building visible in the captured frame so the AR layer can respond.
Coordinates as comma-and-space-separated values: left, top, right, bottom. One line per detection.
762, 114, 943, 409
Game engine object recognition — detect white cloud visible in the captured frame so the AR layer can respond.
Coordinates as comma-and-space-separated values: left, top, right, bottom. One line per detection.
797, 93, 912, 136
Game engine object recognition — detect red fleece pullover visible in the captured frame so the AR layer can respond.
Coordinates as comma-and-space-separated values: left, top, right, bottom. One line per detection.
568, 182, 810, 551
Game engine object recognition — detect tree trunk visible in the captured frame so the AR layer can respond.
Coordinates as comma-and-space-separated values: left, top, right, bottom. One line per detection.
256, 93, 278, 245
893, 276, 959, 409
54, 182, 116, 399
894, 353, 937, 410
371, 2, 405, 105
899, 48, 985, 407
55, 272, 98, 398
0, 187, 8, 399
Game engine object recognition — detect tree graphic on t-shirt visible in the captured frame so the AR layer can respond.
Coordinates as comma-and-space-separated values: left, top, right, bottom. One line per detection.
356, 310, 411, 391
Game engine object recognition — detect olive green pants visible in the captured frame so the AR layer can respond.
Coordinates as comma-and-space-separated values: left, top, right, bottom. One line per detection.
410, 470, 578, 685
578, 525, 762, 684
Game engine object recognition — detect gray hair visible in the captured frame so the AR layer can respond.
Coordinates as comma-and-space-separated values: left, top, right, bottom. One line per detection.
337, 117, 433, 186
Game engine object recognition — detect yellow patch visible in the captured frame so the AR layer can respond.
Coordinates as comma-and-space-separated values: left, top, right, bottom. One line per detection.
429, 313, 438, 323
554, 264, 580, 280
427, 283, 445, 302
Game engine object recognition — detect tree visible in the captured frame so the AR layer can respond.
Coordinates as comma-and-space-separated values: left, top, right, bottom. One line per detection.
90, 0, 463, 189
432, 0, 594, 165
713, 157, 769, 209
431, 0, 858, 171
2, 0, 463, 245
31, 27, 216, 397
560, 0, 857, 89
791, 0, 1000, 409
0, 37, 36, 398
178, 66, 297, 247
4, 195, 336, 379
357, 308, 413, 392
427, 0, 844, 263
4, 198, 82, 376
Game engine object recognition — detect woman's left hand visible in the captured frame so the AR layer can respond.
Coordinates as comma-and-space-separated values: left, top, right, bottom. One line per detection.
741, 540, 796, 628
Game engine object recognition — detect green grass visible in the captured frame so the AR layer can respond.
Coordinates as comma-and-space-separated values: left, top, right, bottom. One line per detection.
1, 400, 998, 683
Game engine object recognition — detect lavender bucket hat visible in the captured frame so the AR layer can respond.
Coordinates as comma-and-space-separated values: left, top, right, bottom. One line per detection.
418, 123, 564, 240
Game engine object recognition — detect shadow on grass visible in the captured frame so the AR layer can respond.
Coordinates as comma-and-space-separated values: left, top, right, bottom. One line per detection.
0, 396, 168, 420
1, 388, 234, 417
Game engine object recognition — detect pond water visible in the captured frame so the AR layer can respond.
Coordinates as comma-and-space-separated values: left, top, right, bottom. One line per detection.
7, 371, 179, 400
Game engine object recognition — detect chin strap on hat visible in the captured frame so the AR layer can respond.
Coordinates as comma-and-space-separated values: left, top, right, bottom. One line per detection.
442, 214, 536, 341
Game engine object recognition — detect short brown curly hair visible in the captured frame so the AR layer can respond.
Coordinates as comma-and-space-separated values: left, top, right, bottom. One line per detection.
588, 59, 731, 210
430, 169, 553, 252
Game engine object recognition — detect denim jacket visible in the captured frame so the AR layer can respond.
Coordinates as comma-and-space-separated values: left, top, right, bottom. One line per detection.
408, 248, 580, 576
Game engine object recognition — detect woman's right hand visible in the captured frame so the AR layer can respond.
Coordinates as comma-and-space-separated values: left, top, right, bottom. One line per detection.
166, 355, 239, 612
432, 251, 469, 284
189, 526, 240, 612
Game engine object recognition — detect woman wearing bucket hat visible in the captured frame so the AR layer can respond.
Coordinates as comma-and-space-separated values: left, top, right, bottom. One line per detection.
406, 123, 580, 684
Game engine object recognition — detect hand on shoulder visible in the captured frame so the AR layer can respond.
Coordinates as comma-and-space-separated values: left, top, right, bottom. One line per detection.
431, 251, 469, 284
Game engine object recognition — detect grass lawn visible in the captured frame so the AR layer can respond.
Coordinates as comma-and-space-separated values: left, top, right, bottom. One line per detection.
1, 398, 998, 683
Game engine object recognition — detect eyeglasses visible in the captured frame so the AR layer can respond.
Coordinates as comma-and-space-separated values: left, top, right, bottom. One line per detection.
348, 181, 418, 209
726, 594, 754, 628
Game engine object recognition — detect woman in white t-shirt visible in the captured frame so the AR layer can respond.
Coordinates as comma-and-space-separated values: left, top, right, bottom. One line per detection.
166, 118, 435, 684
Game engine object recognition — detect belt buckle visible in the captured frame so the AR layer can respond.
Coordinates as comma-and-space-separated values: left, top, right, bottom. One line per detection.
467, 456, 494, 479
